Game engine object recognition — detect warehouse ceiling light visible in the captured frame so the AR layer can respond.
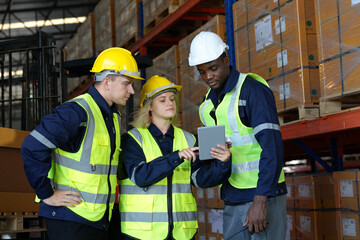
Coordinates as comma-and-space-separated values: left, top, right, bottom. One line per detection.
0, 16, 87, 30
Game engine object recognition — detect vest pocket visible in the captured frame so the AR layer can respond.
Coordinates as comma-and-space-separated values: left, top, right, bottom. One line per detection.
68, 174, 101, 211
124, 195, 154, 230
173, 162, 191, 184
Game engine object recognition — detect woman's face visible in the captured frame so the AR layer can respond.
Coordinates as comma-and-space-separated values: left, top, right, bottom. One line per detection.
150, 91, 176, 121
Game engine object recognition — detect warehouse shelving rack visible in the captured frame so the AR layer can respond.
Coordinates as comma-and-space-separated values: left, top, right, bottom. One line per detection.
128, 0, 360, 173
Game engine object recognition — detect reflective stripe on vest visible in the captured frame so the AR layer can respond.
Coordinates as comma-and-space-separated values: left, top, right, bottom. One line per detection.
199, 73, 285, 189
40, 93, 120, 221
119, 126, 198, 240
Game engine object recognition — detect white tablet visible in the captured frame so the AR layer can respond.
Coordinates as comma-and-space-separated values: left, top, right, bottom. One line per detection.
197, 125, 226, 160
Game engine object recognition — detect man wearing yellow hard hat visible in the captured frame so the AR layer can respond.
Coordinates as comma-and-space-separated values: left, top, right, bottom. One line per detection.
21, 47, 143, 240
118, 75, 232, 240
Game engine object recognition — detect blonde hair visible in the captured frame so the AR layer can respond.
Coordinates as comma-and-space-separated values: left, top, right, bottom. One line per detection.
130, 92, 180, 128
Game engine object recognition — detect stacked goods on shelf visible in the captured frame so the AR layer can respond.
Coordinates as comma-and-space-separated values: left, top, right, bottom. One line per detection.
285, 174, 337, 239
178, 15, 226, 134
115, 0, 138, 48
0, 128, 45, 236
77, 13, 94, 59
333, 170, 360, 239
193, 186, 224, 240
142, 0, 185, 33
233, 0, 320, 122
314, 0, 360, 115
94, 0, 115, 52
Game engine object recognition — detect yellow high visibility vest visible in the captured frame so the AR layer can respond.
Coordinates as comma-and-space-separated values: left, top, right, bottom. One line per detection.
199, 73, 285, 189
119, 126, 198, 240
42, 93, 120, 221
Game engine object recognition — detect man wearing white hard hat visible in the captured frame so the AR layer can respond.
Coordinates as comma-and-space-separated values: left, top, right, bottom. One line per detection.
189, 31, 287, 240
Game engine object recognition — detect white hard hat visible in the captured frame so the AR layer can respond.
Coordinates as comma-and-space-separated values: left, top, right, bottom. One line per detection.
188, 31, 229, 66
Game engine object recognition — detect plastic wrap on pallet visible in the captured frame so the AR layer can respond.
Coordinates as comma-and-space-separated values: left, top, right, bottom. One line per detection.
315, 0, 360, 106
115, 0, 138, 47
233, 0, 320, 114
178, 15, 226, 134
94, 0, 112, 52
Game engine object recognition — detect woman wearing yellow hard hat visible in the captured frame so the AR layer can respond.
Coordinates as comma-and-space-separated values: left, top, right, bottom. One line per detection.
118, 75, 231, 240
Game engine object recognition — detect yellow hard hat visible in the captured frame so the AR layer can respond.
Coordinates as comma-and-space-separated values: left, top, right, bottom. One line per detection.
90, 47, 144, 80
140, 75, 182, 108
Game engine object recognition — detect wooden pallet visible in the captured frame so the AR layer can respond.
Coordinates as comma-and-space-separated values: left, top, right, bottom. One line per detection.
278, 105, 320, 126
0, 212, 46, 234
320, 92, 360, 116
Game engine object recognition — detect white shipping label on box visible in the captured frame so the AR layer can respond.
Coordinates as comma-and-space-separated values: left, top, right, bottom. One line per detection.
286, 185, 292, 197
300, 215, 311, 232
340, 180, 354, 197
255, 15, 273, 51
209, 209, 224, 234
279, 83, 290, 100
207, 188, 215, 198
342, 218, 357, 236
198, 211, 205, 223
298, 184, 311, 198
197, 189, 204, 199
277, 50, 288, 67
287, 215, 293, 230
352, 0, 360, 5
199, 236, 206, 240
275, 17, 286, 35
209, 237, 216, 240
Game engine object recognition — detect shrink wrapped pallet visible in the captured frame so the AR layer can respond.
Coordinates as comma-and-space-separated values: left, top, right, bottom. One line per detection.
315, 0, 360, 114
233, 0, 320, 118
94, 0, 113, 52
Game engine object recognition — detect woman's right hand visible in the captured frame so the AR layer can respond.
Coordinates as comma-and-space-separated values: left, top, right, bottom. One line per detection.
178, 147, 199, 163
43, 189, 82, 207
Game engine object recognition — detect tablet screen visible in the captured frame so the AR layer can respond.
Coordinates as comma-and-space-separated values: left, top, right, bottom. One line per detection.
197, 125, 226, 160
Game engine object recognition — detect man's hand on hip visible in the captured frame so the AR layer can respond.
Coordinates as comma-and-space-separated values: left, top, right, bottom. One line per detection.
43, 189, 82, 207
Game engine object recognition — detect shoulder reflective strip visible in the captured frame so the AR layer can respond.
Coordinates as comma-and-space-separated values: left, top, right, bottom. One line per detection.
70, 98, 95, 165
182, 130, 195, 147
129, 128, 143, 146
238, 100, 246, 106
130, 161, 145, 184
146, 83, 176, 99
121, 183, 191, 195
200, 99, 212, 127
228, 134, 257, 146
253, 123, 280, 135
121, 212, 168, 223
30, 130, 56, 149
191, 169, 200, 188
53, 153, 117, 175
173, 211, 197, 222
232, 160, 260, 173
55, 183, 115, 204
227, 74, 246, 136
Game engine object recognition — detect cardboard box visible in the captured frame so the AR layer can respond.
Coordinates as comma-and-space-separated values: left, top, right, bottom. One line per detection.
205, 187, 224, 209
336, 211, 360, 240
94, 0, 113, 52
192, 187, 206, 208
333, 170, 360, 211
196, 207, 207, 240
206, 208, 224, 236
233, 0, 320, 113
